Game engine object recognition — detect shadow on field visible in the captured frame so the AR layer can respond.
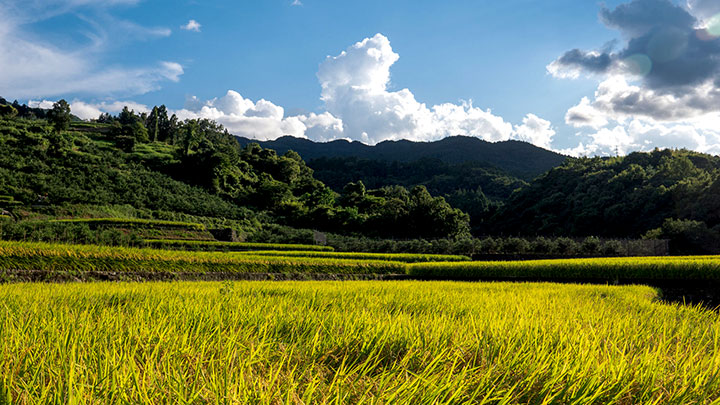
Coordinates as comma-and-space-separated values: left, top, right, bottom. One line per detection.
656, 286, 720, 311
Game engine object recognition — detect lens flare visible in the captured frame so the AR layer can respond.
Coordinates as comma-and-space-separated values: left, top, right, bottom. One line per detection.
623, 54, 653, 76
646, 28, 688, 63
708, 14, 720, 37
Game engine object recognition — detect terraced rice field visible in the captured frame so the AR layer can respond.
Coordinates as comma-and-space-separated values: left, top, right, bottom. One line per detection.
0, 281, 718, 403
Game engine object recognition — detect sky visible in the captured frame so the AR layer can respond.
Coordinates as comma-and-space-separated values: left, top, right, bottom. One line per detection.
1, 0, 720, 156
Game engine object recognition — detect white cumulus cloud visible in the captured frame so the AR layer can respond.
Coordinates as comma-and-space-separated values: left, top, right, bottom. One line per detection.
56, 33, 557, 150
316, 33, 520, 144
172, 90, 342, 141
514, 114, 556, 150
181, 19, 201, 32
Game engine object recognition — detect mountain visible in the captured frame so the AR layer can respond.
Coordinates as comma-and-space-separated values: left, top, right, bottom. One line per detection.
235, 135, 569, 181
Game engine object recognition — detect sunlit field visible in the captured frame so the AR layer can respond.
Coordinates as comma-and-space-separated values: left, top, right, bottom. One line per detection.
1, 281, 718, 403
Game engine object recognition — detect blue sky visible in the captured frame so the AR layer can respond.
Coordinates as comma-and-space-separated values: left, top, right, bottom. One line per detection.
1, 0, 720, 155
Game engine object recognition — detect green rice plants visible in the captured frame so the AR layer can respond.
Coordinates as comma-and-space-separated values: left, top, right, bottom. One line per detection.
0, 240, 401, 276
0, 281, 717, 403
407, 255, 720, 281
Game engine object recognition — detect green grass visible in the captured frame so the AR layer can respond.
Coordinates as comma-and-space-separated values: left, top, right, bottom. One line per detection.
235, 250, 470, 263
50, 218, 206, 230
408, 255, 720, 281
0, 281, 718, 403
144, 239, 334, 252
0, 240, 400, 275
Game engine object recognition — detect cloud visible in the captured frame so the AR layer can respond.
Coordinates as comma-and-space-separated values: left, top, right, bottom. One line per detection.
514, 114, 556, 150
291, 0, 303, 6
181, 19, 201, 32
550, 0, 720, 156
68, 34, 555, 149
0, 0, 181, 99
547, 49, 615, 79
172, 90, 342, 141
315, 33, 519, 144
687, 0, 720, 22
69, 100, 150, 120
549, 0, 720, 96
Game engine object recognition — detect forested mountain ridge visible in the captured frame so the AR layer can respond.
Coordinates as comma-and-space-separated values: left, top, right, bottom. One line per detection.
235, 135, 569, 180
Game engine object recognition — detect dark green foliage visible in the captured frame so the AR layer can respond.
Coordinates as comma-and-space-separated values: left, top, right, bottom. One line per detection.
0, 104, 17, 118
0, 118, 250, 220
490, 150, 720, 243
47, 99, 71, 133
644, 219, 720, 255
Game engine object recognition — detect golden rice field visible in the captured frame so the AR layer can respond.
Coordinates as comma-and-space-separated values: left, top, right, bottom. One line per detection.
0, 281, 719, 404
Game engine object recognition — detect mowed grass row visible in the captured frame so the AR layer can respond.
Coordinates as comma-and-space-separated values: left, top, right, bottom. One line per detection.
409, 255, 720, 281
143, 239, 335, 252
0, 241, 402, 275
0, 281, 718, 403
50, 218, 207, 230
233, 250, 470, 263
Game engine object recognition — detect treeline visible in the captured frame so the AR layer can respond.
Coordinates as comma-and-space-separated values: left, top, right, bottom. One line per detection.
0, 218, 647, 258
245, 224, 654, 257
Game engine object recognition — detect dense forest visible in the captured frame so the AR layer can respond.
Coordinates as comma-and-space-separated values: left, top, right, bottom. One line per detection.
487, 151, 720, 253
1, 97, 719, 254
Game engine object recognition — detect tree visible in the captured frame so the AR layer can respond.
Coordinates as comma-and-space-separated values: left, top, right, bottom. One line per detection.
0, 104, 17, 118
48, 100, 71, 132
147, 106, 160, 141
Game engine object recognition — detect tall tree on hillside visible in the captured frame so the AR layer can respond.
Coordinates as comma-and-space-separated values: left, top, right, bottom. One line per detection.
48, 100, 71, 132
147, 106, 160, 142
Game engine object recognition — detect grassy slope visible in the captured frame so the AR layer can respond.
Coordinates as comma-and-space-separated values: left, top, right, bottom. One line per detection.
0, 281, 717, 403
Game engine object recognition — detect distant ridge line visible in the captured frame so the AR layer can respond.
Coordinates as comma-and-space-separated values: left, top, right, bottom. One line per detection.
235, 135, 569, 180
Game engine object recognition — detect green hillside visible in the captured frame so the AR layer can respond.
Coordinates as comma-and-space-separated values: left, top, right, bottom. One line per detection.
489, 150, 720, 253
0, 100, 470, 241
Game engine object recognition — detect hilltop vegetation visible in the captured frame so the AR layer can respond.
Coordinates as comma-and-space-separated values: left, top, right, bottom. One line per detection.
489, 150, 720, 253
0, 99, 469, 240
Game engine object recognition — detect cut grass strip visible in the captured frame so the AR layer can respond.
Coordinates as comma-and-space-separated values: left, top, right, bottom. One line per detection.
143, 239, 334, 252
51, 218, 206, 230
